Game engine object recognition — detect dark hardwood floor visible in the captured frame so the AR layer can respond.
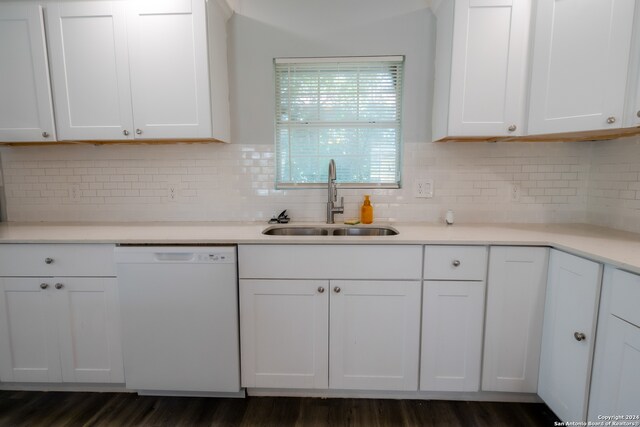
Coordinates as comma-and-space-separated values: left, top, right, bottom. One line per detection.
0, 391, 560, 427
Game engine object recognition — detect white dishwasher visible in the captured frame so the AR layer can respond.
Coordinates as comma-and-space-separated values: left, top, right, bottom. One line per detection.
115, 246, 240, 394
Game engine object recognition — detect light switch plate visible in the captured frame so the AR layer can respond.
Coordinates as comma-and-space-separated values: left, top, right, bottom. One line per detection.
414, 179, 434, 198
509, 183, 520, 202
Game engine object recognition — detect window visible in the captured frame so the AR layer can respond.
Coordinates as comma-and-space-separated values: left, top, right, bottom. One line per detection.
275, 56, 404, 188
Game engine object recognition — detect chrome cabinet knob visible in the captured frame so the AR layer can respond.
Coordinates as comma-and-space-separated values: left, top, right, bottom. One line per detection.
123, 130, 130, 136
334, 286, 341, 293
317, 286, 325, 293
42, 131, 50, 138
508, 125, 517, 132
136, 129, 142, 135
40, 283, 49, 289
452, 260, 461, 267
55, 283, 64, 290
574, 332, 586, 342
637, 110, 640, 118
606, 116, 616, 124
45, 257, 53, 264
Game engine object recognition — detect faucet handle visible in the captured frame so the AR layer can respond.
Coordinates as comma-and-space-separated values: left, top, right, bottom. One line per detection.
339, 196, 344, 208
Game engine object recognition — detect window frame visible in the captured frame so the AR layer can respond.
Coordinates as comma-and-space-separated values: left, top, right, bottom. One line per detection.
274, 56, 405, 189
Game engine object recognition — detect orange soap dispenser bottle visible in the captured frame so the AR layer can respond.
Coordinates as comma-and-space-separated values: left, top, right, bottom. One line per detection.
361, 195, 373, 224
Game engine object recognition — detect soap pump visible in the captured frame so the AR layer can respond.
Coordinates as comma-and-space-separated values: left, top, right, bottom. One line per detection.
361, 195, 373, 224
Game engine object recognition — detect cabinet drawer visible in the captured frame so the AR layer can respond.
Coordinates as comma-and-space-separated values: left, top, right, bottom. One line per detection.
0, 244, 116, 277
424, 246, 487, 281
239, 245, 422, 280
611, 269, 640, 327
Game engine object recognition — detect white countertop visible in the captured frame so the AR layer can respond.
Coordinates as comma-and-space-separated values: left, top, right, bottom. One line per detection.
0, 221, 639, 274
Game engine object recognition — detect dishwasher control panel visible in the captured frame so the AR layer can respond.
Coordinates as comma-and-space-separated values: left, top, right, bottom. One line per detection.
197, 252, 235, 263
115, 246, 236, 264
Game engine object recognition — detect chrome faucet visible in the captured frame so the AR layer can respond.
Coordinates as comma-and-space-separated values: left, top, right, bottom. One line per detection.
326, 159, 344, 224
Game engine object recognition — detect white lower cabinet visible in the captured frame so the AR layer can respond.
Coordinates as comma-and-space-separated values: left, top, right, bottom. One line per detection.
238, 244, 423, 392
0, 243, 123, 385
240, 279, 329, 389
589, 267, 640, 419
240, 278, 421, 391
421, 245, 487, 392
482, 246, 548, 393
420, 281, 485, 391
0, 278, 61, 382
590, 317, 640, 417
55, 278, 123, 383
538, 249, 601, 422
329, 280, 421, 391
0, 277, 123, 383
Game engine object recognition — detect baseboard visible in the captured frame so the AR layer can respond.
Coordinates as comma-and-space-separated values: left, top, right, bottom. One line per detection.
0, 383, 131, 393
137, 389, 246, 398
0, 383, 540, 403
246, 388, 542, 403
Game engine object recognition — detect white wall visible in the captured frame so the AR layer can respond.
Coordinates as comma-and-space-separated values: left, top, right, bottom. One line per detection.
227, 0, 434, 144
2, 0, 640, 231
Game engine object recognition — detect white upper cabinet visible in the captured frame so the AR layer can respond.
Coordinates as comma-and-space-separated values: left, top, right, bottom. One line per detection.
126, 0, 212, 139
45, 0, 230, 142
627, 66, 640, 128
432, 0, 532, 140
46, 2, 134, 141
625, 5, 640, 128
528, 0, 636, 135
0, 2, 56, 142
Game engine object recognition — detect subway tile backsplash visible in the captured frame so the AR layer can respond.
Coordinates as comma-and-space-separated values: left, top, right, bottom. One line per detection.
0, 137, 637, 232
588, 136, 640, 233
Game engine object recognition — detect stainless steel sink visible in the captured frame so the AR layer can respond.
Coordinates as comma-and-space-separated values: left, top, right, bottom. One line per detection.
262, 226, 330, 236
262, 225, 398, 236
331, 227, 398, 236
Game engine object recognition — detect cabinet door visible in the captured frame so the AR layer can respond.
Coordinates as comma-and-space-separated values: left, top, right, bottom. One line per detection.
329, 280, 421, 391
0, 278, 61, 382
538, 250, 601, 422
448, 0, 531, 136
483, 246, 548, 393
127, 0, 212, 139
589, 316, 640, 418
629, 68, 640, 128
420, 281, 485, 392
240, 279, 329, 389
55, 278, 124, 383
528, 0, 636, 134
589, 267, 640, 420
46, 2, 134, 140
0, 3, 56, 143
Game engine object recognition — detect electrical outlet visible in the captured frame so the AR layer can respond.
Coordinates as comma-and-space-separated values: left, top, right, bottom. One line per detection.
69, 184, 80, 202
414, 179, 434, 198
167, 185, 178, 202
509, 183, 521, 202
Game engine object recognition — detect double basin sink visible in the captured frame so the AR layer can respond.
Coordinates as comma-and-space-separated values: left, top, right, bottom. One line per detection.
263, 225, 399, 236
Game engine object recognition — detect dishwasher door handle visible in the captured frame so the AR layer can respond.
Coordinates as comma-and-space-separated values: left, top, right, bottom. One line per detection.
154, 252, 195, 262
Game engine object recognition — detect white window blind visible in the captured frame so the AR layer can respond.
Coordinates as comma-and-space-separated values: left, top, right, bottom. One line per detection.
275, 56, 404, 188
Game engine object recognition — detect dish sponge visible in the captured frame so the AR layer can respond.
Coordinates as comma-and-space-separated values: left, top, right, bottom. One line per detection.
344, 218, 361, 225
